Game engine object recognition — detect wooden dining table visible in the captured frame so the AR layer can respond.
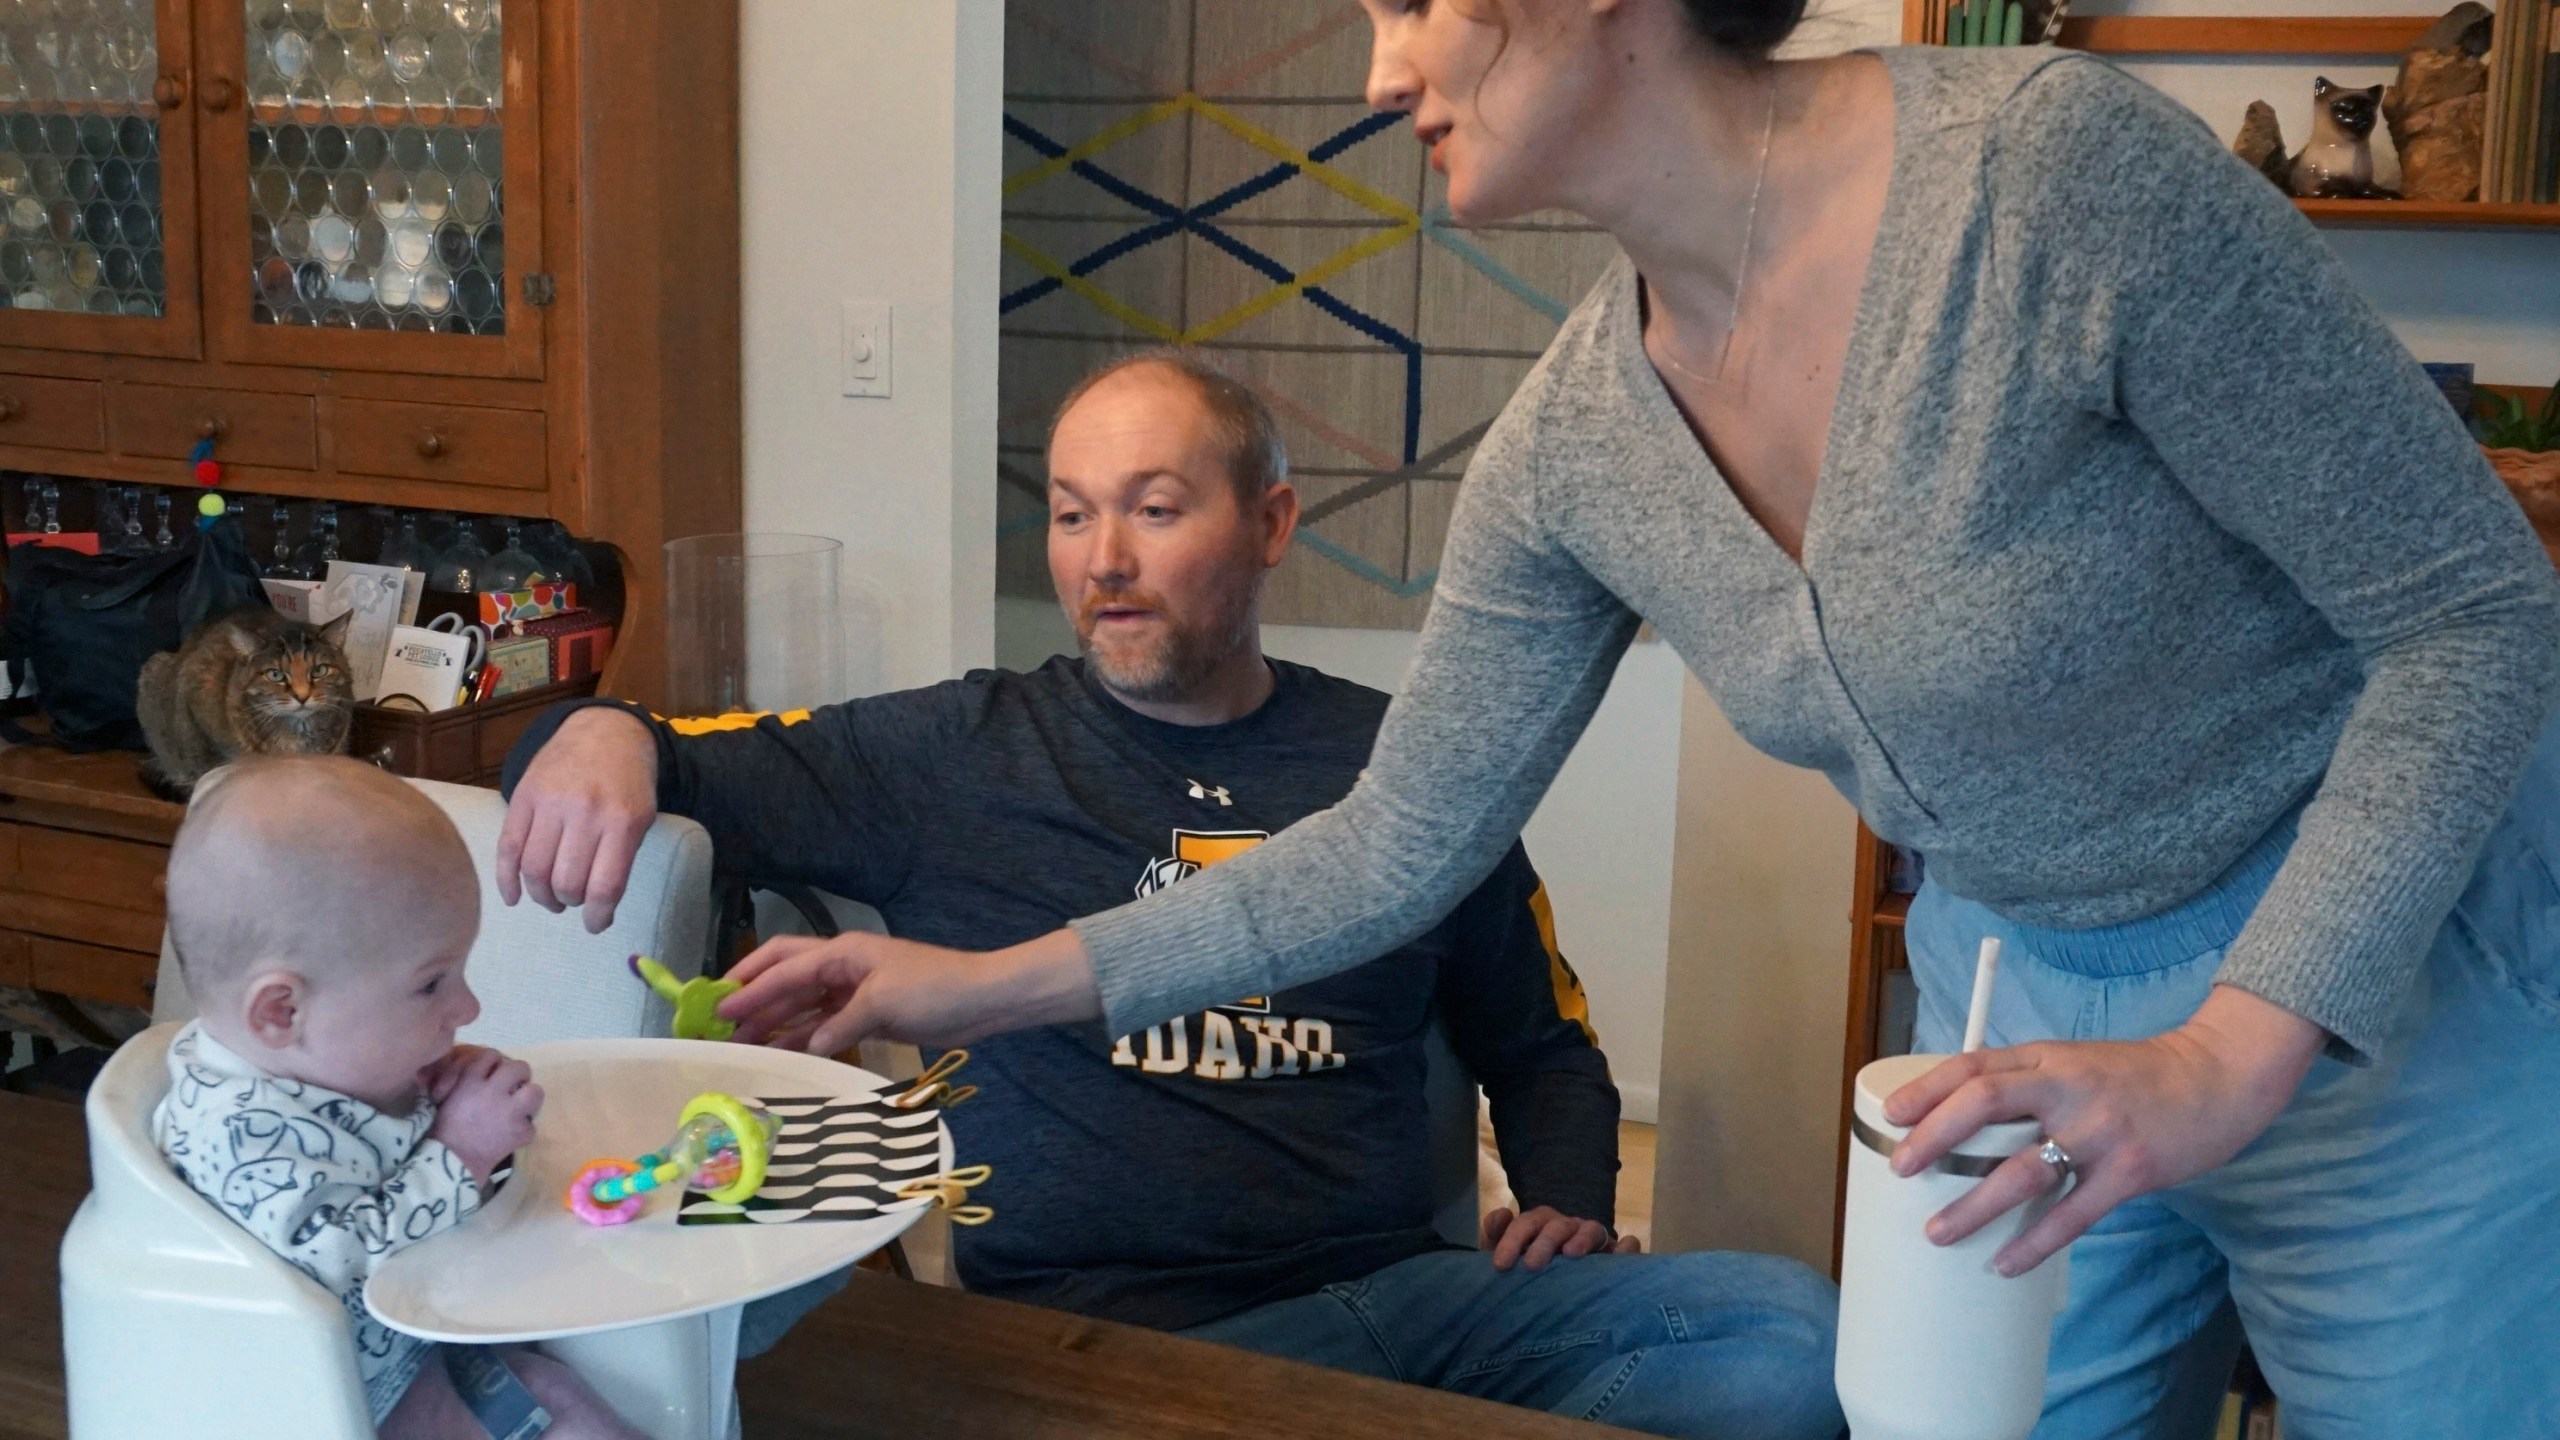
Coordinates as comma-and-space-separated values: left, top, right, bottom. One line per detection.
0, 1090, 1622, 1439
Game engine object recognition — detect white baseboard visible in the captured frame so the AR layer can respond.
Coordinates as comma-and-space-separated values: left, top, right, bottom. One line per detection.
1619, 1081, 1659, 1126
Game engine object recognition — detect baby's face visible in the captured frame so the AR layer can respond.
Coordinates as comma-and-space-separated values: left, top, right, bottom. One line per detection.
286, 916, 481, 1112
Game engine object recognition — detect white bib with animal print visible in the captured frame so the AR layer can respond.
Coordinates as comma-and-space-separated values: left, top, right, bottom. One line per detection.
151, 1021, 482, 1421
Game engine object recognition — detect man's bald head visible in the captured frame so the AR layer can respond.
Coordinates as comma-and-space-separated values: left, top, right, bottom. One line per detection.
1047, 349, 1287, 504
167, 756, 479, 999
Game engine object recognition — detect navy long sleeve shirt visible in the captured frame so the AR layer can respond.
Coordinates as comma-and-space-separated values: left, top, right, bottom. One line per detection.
505, 656, 1618, 1329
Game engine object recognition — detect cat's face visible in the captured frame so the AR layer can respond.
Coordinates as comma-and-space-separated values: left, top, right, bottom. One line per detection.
235, 616, 355, 738
2316, 78, 2383, 138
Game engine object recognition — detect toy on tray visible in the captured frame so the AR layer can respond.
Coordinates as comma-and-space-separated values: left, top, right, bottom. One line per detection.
564, 1092, 780, 1227
631, 953, 743, 1041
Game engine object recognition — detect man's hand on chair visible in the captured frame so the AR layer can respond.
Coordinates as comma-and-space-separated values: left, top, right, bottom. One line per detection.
1481, 1205, 1641, 1272
496, 706, 658, 933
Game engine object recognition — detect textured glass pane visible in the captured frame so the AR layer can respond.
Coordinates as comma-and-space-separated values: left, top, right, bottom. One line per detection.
245, 0, 503, 334
0, 0, 165, 317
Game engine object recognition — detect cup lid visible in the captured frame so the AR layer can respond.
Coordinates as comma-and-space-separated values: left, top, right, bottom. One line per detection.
1854, 1054, 2042, 1161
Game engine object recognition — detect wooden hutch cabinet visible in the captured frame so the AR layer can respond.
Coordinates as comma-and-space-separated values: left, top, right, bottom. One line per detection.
0, 0, 738, 1027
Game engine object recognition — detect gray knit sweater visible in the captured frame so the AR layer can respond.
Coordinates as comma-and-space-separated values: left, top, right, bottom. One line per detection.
1072, 47, 2560, 1064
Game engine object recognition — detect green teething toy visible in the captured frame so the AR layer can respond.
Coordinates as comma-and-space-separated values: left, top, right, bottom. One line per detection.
630, 954, 742, 1041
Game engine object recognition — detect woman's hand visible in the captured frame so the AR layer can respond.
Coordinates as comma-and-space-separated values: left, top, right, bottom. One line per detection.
716, 928, 1104, 1055
1885, 985, 2325, 1276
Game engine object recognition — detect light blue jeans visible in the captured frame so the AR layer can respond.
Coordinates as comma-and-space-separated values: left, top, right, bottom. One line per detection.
1906, 718, 2560, 1440
1179, 1248, 1846, 1440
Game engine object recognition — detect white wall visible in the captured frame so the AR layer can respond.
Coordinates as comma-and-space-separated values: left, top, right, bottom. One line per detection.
997, 594, 1684, 1120
740, 0, 1003, 696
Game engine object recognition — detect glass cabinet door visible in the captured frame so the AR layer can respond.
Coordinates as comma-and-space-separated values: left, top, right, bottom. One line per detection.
200, 0, 542, 378
0, 0, 201, 357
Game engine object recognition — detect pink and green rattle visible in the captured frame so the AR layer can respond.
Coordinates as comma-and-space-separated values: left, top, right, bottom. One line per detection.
630, 953, 742, 1041
563, 1091, 779, 1226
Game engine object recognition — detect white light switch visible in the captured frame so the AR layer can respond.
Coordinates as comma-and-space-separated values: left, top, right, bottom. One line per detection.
841, 301, 893, 398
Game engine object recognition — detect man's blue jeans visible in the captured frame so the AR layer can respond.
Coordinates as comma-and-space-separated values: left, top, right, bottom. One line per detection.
1179, 1248, 1845, 1440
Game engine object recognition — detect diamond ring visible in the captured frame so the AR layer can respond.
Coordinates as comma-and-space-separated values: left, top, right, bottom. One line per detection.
2037, 1138, 2076, 1186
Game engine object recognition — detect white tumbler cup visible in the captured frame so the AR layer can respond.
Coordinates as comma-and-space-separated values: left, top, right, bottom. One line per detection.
1836, 1053, 2071, 1440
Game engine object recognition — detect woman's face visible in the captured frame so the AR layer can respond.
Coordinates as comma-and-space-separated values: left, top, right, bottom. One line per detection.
1359, 0, 1619, 223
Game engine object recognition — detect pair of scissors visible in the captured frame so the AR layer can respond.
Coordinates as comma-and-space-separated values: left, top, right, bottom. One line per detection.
426, 612, 490, 703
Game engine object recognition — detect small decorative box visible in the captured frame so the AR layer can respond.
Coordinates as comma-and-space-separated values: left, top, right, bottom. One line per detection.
512, 611, 616, 683
482, 634, 554, 698
478, 580, 579, 629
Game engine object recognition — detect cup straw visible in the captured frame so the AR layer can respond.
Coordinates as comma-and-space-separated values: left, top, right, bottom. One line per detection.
1960, 936, 2002, 1054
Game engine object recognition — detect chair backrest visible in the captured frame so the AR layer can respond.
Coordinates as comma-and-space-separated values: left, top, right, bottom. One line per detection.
152, 777, 717, 1051
64, 1022, 377, 1439
1421, 1011, 1483, 1248
80, 1024, 297, 1272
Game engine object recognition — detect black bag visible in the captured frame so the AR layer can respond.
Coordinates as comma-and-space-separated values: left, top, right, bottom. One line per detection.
1, 517, 267, 752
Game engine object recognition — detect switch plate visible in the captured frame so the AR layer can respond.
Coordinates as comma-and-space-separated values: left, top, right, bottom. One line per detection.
841, 301, 893, 398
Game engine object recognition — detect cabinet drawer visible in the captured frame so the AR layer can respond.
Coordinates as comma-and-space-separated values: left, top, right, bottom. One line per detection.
332, 399, 546, 490
110, 384, 319, 470
27, 934, 158, 1010
0, 820, 169, 918
0, 373, 105, 452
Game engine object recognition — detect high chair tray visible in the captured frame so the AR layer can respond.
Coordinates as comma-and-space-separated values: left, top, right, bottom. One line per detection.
366, 1038, 952, 1344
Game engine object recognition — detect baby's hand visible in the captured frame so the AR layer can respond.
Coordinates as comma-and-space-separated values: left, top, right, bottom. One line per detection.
420, 1044, 503, 1105
428, 1049, 543, 1186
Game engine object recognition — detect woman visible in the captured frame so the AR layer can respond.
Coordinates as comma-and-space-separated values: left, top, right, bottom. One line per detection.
714, 2, 2560, 1432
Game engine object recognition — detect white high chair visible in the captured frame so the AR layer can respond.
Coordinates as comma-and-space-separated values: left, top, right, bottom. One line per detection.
60, 778, 722, 1440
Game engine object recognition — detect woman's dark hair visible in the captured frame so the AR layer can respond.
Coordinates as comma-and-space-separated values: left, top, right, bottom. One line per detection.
1458, 0, 1808, 64
1677, 0, 1809, 59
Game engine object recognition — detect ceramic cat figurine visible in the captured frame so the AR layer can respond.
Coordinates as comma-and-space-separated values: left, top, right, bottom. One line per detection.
2290, 78, 2386, 199
136, 606, 356, 800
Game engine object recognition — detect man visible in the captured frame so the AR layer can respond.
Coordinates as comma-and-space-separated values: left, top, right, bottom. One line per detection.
499, 353, 1842, 1438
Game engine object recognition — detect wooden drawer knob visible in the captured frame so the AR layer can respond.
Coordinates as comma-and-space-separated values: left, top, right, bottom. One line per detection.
153, 74, 185, 111
197, 417, 227, 440
416, 430, 447, 459
0, 396, 18, 423
201, 75, 237, 113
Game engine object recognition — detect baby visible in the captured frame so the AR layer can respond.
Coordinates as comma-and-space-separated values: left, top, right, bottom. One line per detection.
150, 755, 639, 1440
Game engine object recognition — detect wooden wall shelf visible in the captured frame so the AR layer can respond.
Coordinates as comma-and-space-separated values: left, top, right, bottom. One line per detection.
1890, 6, 2560, 232
2053, 15, 2438, 56
2296, 199, 2560, 229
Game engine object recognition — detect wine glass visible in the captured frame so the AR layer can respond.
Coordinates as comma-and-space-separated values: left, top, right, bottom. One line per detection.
478, 516, 543, 592
265, 498, 313, 578
374, 507, 437, 571
103, 484, 150, 554
427, 514, 489, 593
291, 499, 340, 575
527, 520, 597, 595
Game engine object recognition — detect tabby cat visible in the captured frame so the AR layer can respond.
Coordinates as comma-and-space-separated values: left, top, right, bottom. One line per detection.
136, 606, 357, 800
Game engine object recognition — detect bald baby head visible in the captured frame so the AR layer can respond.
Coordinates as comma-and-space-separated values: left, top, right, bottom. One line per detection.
168, 756, 480, 1002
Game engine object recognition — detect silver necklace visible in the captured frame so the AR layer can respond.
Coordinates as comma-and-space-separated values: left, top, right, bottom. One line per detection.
1652, 75, 1780, 388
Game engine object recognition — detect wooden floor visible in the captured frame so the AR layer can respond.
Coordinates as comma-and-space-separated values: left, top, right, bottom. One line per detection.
1618, 1121, 1657, 1249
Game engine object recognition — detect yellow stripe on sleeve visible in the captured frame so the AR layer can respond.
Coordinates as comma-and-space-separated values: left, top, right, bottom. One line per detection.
1524, 882, 1599, 1047
659, 709, 816, 736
